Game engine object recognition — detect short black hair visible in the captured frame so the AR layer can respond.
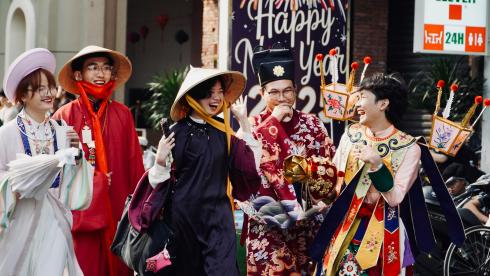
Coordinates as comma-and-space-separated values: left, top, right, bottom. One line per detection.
71, 52, 114, 72
188, 76, 225, 100
442, 162, 466, 182
359, 73, 408, 127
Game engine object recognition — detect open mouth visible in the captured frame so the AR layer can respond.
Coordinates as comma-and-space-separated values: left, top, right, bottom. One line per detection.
357, 109, 367, 120
209, 103, 219, 112
41, 98, 53, 104
94, 80, 106, 85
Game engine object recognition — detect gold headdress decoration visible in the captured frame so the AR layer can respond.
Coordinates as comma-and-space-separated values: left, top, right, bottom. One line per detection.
429, 81, 489, 156
318, 48, 371, 121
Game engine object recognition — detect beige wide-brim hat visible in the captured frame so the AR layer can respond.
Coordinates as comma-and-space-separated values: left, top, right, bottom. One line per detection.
170, 66, 246, 121
58, 45, 132, 94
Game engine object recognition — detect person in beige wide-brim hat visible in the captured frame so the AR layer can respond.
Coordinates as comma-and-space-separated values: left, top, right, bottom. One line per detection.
58, 45, 131, 95
52, 46, 145, 276
169, 66, 245, 121
143, 66, 261, 275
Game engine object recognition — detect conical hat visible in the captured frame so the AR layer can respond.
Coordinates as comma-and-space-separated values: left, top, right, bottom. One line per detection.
170, 67, 246, 121
58, 45, 132, 94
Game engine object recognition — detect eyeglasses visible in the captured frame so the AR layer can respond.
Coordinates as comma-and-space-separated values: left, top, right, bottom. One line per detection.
27, 86, 56, 96
86, 64, 113, 74
265, 88, 295, 99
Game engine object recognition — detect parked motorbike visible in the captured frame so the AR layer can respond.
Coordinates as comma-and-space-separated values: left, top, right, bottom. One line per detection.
416, 174, 490, 275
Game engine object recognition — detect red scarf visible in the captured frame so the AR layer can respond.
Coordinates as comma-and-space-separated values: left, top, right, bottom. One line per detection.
76, 80, 117, 276
80, 80, 115, 100
76, 80, 114, 173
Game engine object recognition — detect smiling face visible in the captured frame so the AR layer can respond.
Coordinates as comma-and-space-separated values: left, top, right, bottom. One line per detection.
75, 56, 113, 86
21, 71, 55, 114
196, 80, 224, 116
355, 89, 389, 128
261, 79, 296, 111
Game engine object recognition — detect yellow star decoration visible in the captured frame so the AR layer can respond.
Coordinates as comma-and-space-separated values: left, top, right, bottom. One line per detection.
272, 65, 285, 77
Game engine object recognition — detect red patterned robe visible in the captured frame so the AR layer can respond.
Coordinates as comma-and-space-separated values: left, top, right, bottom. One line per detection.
243, 109, 335, 275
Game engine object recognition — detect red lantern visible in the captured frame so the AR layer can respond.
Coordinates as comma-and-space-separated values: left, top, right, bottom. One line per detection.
157, 14, 169, 42
128, 32, 140, 44
140, 25, 149, 40
139, 25, 149, 51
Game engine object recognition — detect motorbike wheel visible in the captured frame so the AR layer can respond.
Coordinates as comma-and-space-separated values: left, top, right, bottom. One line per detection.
443, 225, 490, 276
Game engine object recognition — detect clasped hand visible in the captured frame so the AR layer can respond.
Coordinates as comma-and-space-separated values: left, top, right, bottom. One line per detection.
351, 144, 382, 170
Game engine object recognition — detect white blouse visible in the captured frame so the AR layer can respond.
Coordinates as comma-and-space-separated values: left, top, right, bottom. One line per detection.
0, 111, 93, 276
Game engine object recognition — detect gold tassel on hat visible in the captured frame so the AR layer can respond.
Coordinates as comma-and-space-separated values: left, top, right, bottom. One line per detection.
461, 96, 482, 128
346, 62, 359, 93
434, 80, 445, 116
316, 53, 326, 93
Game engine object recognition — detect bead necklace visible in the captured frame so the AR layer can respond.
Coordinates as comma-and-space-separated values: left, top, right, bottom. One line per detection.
16, 114, 60, 187
17, 112, 55, 155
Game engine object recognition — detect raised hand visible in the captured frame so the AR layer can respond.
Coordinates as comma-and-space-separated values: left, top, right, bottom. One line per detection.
155, 132, 175, 167
231, 95, 248, 121
231, 96, 251, 133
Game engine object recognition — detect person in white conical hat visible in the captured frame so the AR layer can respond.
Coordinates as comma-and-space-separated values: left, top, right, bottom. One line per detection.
138, 66, 261, 275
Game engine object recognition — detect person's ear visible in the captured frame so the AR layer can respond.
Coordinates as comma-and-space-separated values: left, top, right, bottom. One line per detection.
379, 99, 390, 111
74, 71, 82, 81
20, 94, 27, 105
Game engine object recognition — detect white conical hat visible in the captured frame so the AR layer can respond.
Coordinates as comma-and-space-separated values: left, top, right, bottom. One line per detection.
170, 66, 246, 121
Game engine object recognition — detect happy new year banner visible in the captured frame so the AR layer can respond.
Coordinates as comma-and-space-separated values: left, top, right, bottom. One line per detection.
231, 0, 350, 125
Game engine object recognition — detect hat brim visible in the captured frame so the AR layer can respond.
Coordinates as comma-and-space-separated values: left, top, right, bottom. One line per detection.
170, 68, 246, 121
58, 45, 132, 95
3, 48, 56, 103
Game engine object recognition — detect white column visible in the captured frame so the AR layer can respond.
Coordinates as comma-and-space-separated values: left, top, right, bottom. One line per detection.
217, 0, 230, 70
114, 0, 128, 104
83, 0, 105, 46
4, 0, 36, 72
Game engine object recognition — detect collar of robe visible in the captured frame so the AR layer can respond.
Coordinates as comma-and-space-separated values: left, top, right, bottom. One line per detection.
184, 95, 234, 152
